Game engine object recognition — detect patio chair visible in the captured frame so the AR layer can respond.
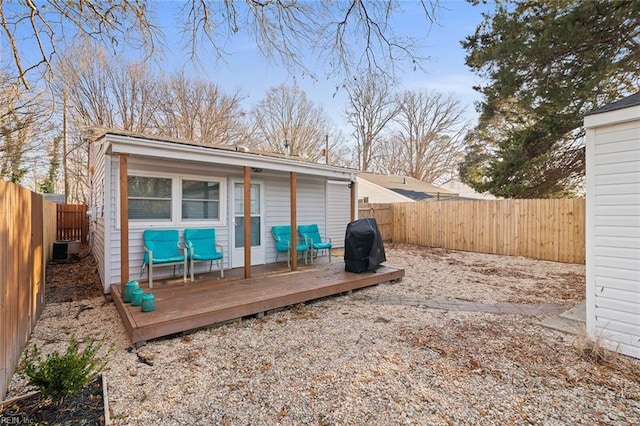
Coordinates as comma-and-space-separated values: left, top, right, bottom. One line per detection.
184, 228, 225, 279
271, 225, 310, 268
142, 229, 189, 288
298, 224, 333, 263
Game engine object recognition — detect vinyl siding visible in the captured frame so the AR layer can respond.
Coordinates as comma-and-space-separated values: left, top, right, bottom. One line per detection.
327, 180, 352, 248
88, 139, 107, 290
586, 116, 640, 359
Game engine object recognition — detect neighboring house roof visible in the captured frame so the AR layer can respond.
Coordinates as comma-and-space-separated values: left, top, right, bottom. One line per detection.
439, 178, 498, 200
356, 177, 415, 203
358, 173, 457, 201
585, 91, 640, 115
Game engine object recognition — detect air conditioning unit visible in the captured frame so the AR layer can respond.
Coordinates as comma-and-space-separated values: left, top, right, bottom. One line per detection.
52, 240, 80, 261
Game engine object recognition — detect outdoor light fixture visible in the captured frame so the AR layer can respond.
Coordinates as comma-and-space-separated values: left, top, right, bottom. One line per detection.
284, 139, 290, 154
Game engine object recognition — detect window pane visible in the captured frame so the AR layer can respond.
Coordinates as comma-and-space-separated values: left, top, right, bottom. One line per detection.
128, 176, 171, 198
234, 183, 259, 214
250, 185, 260, 215
235, 216, 261, 247
183, 180, 219, 200
127, 176, 172, 220
129, 200, 171, 220
182, 201, 219, 220
235, 216, 244, 248
234, 183, 244, 212
182, 180, 220, 220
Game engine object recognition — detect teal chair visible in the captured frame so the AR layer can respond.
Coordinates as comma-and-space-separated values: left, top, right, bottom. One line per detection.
184, 228, 224, 279
271, 225, 310, 268
298, 224, 333, 263
142, 229, 188, 288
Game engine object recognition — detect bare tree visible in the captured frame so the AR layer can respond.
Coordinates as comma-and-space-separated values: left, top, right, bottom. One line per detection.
1, 1, 439, 90
152, 72, 248, 146
386, 90, 467, 183
57, 44, 157, 133
251, 83, 334, 161
345, 73, 400, 172
0, 73, 50, 183
0, 1, 158, 89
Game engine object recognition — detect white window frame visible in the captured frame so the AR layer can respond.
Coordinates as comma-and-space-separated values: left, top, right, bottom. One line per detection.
122, 170, 227, 230
126, 172, 175, 227
178, 174, 227, 227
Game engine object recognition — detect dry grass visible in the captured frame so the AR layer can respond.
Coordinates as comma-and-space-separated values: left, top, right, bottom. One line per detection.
401, 316, 640, 400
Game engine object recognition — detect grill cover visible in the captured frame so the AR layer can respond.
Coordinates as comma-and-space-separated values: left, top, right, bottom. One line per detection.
344, 218, 386, 273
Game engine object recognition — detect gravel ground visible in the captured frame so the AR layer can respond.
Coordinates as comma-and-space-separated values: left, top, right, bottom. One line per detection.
6, 244, 640, 425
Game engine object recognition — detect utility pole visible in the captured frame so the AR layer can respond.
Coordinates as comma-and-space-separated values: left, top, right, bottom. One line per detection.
325, 134, 329, 165
63, 89, 68, 203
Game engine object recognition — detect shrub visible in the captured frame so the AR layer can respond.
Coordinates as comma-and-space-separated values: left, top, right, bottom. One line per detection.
19, 334, 112, 403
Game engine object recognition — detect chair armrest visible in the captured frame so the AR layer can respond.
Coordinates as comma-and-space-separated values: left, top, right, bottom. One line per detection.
144, 246, 152, 264
216, 243, 224, 255
185, 242, 194, 257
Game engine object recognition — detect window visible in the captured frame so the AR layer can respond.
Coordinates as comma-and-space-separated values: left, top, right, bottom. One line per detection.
125, 173, 225, 226
182, 180, 220, 220
128, 176, 172, 220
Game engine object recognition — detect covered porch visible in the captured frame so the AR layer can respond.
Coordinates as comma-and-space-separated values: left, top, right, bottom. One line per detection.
111, 260, 404, 344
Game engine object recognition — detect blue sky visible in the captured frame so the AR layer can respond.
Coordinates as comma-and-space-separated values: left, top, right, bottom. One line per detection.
152, 1, 491, 134
2, 1, 491, 134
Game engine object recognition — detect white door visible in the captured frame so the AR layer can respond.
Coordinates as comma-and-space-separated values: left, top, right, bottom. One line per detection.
231, 181, 265, 267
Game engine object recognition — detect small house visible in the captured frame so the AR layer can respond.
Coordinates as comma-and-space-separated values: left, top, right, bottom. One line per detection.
584, 92, 640, 359
88, 130, 358, 293
357, 173, 458, 204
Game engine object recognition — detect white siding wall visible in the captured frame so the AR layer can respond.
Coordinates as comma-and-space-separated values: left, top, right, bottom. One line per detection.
586, 116, 640, 359
88, 139, 107, 289
263, 175, 329, 262
264, 175, 292, 263
327, 180, 352, 248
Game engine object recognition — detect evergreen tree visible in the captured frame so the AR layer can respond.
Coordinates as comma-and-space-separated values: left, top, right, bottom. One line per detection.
39, 135, 62, 194
459, 0, 640, 198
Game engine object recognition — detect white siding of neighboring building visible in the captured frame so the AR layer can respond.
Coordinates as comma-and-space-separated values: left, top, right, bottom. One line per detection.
440, 179, 497, 200
356, 177, 414, 204
585, 110, 640, 359
327, 180, 352, 248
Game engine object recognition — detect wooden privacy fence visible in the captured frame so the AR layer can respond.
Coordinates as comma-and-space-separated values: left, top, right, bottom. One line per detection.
0, 180, 56, 400
57, 204, 88, 242
359, 199, 585, 264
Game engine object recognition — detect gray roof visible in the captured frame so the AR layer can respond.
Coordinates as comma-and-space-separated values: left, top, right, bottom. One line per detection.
358, 172, 457, 201
586, 92, 640, 115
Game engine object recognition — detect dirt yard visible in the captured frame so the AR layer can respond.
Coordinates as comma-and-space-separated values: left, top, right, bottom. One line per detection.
6, 244, 640, 425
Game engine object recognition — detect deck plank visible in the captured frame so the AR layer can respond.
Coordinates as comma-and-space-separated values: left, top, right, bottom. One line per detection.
111, 261, 404, 344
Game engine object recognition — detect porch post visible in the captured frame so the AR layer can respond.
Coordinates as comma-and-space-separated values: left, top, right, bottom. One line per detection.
290, 172, 297, 270
243, 166, 251, 279
350, 180, 356, 222
119, 154, 129, 285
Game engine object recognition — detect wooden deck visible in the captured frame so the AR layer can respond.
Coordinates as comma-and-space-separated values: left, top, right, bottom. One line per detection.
111, 261, 404, 344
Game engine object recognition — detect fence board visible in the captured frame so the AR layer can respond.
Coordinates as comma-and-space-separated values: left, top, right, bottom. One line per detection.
359, 199, 585, 264
56, 204, 88, 242
358, 204, 393, 242
0, 180, 54, 400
